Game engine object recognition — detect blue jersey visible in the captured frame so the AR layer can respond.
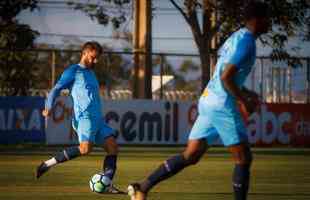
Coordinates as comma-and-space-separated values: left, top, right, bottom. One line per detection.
202, 28, 256, 109
189, 28, 256, 146
46, 64, 102, 119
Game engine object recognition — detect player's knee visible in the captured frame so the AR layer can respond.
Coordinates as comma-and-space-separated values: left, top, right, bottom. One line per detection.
242, 147, 253, 165
183, 140, 207, 165
246, 150, 253, 165
106, 143, 118, 155
187, 156, 201, 165
79, 145, 92, 155
104, 137, 119, 155
230, 145, 253, 165
183, 151, 203, 165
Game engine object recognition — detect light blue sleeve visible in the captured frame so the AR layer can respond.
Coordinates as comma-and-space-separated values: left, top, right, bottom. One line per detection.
45, 66, 76, 110
227, 37, 254, 69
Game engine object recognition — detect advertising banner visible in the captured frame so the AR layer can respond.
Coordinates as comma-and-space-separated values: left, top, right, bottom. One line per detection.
45, 96, 76, 145
0, 97, 45, 144
246, 103, 310, 147
45, 97, 310, 147
45, 98, 196, 145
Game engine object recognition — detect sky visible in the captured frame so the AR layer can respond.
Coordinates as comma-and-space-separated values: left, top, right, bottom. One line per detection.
17, 0, 310, 57
17, 0, 197, 54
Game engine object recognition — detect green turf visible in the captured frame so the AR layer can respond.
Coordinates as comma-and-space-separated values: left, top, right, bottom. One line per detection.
0, 147, 309, 200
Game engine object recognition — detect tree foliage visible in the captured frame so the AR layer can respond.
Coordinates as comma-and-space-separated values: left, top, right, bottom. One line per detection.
152, 55, 200, 91
0, 0, 39, 96
67, 0, 310, 91
170, 0, 310, 89
68, 0, 131, 29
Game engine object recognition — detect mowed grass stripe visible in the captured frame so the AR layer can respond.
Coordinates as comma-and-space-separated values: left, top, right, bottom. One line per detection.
0, 148, 309, 200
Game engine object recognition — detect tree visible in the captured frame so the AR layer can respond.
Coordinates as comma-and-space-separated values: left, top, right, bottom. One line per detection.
169, 0, 310, 90
93, 47, 132, 94
0, 0, 39, 96
177, 58, 200, 90
152, 55, 200, 92
68, 0, 310, 93
68, 0, 131, 29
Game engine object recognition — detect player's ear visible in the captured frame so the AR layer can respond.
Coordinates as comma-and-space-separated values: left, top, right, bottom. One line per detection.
81, 50, 88, 57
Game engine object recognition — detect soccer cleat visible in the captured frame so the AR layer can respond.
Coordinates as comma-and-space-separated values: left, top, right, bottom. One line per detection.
105, 184, 126, 194
127, 183, 146, 200
35, 162, 49, 179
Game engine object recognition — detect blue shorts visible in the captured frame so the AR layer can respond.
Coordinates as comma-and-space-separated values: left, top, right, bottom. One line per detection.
189, 98, 248, 146
72, 117, 115, 145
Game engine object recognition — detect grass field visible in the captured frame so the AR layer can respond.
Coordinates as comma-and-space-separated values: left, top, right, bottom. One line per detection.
0, 147, 309, 200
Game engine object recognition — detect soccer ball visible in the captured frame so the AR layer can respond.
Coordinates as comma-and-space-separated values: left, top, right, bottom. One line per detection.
89, 173, 111, 193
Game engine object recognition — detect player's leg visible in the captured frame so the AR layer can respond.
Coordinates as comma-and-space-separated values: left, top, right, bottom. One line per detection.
128, 113, 218, 200
102, 136, 118, 180
95, 121, 124, 194
36, 118, 94, 179
211, 108, 251, 200
128, 139, 207, 200
229, 143, 253, 200
35, 141, 92, 179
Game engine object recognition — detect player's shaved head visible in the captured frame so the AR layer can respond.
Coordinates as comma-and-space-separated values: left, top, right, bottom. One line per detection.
243, 1, 271, 36
243, 1, 270, 20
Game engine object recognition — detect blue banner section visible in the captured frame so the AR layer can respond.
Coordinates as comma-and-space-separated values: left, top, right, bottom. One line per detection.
0, 97, 45, 144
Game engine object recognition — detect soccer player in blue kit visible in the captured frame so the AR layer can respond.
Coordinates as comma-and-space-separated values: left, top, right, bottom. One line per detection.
128, 1, 271, 200
36, 41, 124, 194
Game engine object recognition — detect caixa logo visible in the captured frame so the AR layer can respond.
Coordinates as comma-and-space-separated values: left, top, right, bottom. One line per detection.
0, 109, 42, 131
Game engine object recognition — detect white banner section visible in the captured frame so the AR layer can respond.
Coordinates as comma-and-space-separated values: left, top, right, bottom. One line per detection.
46, 97, 200, 145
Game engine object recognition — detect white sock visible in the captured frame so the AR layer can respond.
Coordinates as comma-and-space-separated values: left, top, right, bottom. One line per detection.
44, 158, 58, 168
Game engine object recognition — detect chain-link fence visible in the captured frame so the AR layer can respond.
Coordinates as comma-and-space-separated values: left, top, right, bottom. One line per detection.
245, 57, 310, 103
0, 49, 309, 103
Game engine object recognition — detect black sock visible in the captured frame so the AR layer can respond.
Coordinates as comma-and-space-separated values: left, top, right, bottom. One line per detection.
54, 146, 81, 163
140, 154, 188, 193
103, 155, 117, 180
233, 164, 250, 200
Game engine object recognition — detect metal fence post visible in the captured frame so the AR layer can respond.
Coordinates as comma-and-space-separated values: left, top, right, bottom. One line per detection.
288, 66, 292, 103
106, 53, 111, 98
51, 50, 56, 88
251, 61, 255, 91
160, 54, 164, 100
260, 58, 264, 102
307, 58, 310, 103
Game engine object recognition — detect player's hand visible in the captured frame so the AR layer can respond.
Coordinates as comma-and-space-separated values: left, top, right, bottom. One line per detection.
42, 109, 51, 117
240, 96, 260, 115
242, 88, 259, 101
241, 89, 261, 113
246, 91, 260, 102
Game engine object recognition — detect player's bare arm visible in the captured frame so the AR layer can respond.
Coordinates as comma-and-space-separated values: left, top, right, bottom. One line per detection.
221, 63, 247, 102
221, 64, 257, 114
